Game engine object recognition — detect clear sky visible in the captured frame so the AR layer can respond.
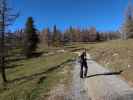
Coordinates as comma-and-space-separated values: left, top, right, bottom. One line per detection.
8, 0, 131, 32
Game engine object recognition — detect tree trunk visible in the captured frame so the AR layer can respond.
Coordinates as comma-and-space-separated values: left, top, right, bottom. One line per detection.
0, 1, 7, 82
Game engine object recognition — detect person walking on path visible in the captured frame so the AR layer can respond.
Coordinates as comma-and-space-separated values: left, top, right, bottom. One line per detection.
79, 50, 88, 78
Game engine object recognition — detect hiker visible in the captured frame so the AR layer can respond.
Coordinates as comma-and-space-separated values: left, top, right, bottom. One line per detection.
79, 50, 88, 78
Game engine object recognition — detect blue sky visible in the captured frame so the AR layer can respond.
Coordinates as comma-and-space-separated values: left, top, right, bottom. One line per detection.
8, 0, 130, 32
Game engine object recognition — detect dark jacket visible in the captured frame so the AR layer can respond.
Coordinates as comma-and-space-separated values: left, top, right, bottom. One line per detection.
80, 52, 87, 64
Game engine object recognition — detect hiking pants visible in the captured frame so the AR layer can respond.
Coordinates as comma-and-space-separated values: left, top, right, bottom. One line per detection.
80, 62, 88, 77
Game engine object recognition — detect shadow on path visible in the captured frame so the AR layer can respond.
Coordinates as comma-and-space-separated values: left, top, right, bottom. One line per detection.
86, 70, 123, 78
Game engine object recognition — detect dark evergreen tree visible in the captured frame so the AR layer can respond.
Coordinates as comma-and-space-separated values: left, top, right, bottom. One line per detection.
24, 17, 39, 58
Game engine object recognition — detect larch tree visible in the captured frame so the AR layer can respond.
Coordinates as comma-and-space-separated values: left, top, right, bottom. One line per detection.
88, 27, 97, 42
41, 28, 51, 47
0, 0, 19, 83
122, 1, 133, 39
52, 25, 62, 46
63, 27, 73, 43
80, 29, 90, 42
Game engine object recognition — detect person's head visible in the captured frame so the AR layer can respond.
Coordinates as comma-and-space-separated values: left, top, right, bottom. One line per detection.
82, 48, 86, 56
82, 48, 86, 53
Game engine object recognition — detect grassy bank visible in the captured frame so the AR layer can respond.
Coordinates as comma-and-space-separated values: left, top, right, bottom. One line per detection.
0, 51, 76, 100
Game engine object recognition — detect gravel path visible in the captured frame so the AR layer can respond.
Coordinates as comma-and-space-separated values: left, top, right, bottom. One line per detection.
47, 52, 133, 100
82, 53, 133, 100
71, 61, 90, 100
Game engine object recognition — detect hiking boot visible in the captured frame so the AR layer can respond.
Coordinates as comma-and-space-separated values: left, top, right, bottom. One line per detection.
84, 74, 87, 78
80, 75, 83, 78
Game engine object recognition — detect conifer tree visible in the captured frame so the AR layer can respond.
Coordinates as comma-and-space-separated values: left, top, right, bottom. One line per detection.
122, 1, 133, 39
24, 17, 39, 58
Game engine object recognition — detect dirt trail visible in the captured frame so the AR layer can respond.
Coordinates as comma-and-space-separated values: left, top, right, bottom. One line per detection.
81, 53, 133, 100
71, 61, 90, 100
47, 60, 90, 100
47, 52, 133, 100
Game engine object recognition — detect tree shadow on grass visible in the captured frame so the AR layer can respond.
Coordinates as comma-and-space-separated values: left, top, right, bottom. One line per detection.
5, 52, 44, 69
7, 58, 75, 84
86, 70, 123, 78
5, 64, 24, 69
30, 52, 44, 58
6, 57, 25, 62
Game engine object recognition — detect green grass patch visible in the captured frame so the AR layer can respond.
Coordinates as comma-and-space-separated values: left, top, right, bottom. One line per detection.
0, 51, 76, 100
